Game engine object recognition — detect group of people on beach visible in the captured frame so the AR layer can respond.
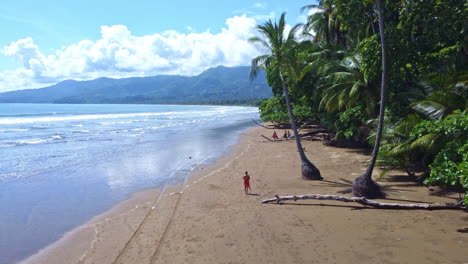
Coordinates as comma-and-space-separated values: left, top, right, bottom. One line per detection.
272, 130, 291, 140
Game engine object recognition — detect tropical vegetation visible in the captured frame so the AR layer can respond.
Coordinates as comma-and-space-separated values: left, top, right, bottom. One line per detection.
250, 0, 467, 203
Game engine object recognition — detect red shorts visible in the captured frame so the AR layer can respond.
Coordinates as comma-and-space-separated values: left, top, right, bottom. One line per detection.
244, 180, 250, 188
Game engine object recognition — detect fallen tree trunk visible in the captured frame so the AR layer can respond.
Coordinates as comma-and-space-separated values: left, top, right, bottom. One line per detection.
261, 194, 467, 210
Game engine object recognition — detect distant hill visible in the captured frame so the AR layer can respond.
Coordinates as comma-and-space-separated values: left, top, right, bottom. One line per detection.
0, 66, 271, 105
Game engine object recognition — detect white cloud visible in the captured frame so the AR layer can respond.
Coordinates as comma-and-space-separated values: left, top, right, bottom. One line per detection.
0, 15, 264, 92
297, 6, 321, 24
251, 11, 276, 21
253, 2, 267, 9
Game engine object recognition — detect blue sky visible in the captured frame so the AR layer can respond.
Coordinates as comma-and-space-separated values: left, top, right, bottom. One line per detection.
0, 0, 316, 92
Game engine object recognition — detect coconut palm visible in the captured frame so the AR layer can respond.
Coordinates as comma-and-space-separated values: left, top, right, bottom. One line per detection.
410, 74, 468, 120
301, 0, 344, 48
351, 0, 386, 198
377, 73, 467, 176
250, 13, 322, 180
317, 54, 378, 117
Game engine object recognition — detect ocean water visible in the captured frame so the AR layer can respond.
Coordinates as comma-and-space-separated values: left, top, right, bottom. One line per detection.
0, 103, 259, 264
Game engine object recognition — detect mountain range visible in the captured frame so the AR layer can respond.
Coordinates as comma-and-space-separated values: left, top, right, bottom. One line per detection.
0, 66, 271, 105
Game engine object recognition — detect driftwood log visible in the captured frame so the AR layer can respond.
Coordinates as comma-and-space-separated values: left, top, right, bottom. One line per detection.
261, 194, 467, 211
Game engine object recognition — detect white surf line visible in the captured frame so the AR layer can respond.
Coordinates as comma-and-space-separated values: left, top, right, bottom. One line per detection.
2, 147, 125, 185
77, 159, 197, 264
150, 140, 253, 264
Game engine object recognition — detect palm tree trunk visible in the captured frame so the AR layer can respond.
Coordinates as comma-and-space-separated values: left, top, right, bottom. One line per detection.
279, 70, 322, 180
352, 0, 387, 198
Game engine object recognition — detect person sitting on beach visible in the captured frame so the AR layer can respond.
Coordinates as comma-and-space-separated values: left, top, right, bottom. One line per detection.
272, 131, 278, 140
287, 130, 291, 138
283, 130, 288, 138
243, 171, 251, 194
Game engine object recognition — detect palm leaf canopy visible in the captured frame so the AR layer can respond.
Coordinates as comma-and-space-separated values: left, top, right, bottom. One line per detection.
249, 12, 301, 81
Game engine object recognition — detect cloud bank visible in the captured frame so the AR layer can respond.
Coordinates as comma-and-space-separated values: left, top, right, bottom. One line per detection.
0, 15, 264, 92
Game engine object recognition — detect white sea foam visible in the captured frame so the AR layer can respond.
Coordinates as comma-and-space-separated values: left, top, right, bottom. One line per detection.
0, 106, 259, 125
0, 111, 183, 125
16, 135, 63, 145
0, 128, 30, 132
99, 120, 135, 125
128, 132, 144, 137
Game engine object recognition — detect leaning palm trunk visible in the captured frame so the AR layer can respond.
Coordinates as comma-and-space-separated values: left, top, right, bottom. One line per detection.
352, 0, 386, 198
279, 70, 322, 180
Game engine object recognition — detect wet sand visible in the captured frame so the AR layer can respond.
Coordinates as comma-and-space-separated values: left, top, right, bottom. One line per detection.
22, 127, 468, 264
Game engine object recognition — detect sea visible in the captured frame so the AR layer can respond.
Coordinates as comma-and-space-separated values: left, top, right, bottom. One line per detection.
0, 103, 259, 264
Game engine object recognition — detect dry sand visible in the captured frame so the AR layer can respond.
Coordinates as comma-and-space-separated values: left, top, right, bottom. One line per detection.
23, 127, 468, 264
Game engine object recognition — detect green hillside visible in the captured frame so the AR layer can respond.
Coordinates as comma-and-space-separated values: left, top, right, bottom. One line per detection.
0, 66, 271, 105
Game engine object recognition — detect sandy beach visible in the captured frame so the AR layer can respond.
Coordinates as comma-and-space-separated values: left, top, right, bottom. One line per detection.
23, 126, 468, 264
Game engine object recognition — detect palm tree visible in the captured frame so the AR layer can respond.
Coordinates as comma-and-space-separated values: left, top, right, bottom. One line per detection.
301, 1, 343, 48
377, 73, 467, 177
318, 54, 378, 117
250, 13, 322, 180
410, 74, 468, 120
351, 0, 386, 198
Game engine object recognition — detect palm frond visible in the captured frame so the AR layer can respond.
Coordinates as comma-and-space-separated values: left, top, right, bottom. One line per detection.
411, 100, 448, 120
393, 113, 423, 135
250, 54, 271, 80
248, 37, 271, 50
387, 142, 413, 157
329, 71, 354, 83
349, 80, 364, 98
410, 133, 441, 152
300, 4, 320, 13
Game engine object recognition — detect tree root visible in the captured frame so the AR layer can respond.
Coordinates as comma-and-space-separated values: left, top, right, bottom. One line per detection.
261, 194, 467, 210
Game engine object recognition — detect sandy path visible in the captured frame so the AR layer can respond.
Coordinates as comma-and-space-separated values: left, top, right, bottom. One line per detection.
24, 127, 468, 264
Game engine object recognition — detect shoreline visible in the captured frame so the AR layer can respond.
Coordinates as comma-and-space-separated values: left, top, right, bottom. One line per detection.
20, 127, 252, 264
22, 126, 468, 264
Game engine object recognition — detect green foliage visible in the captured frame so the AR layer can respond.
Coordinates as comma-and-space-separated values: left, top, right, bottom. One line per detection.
318, 54, 378, 117
265, 62, 283, 96
426, 139, 468, 205
251, 0, 468, 198
259, 96, 314, 124
292, 97, 314, 123
410, 112, 467, 140
357, 36, 381, 84
258, 96, 289, 123
334, 105, 368, 141
425, 140, 467, 187
409, 112, 467, 204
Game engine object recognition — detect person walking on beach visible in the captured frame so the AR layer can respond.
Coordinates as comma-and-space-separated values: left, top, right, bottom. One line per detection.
243, 171, 251, 194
